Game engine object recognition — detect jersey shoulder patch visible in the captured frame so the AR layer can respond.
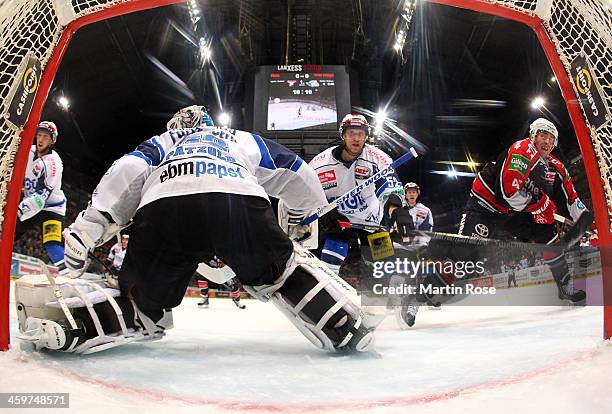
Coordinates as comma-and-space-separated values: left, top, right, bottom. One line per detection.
507, 153, 530, 174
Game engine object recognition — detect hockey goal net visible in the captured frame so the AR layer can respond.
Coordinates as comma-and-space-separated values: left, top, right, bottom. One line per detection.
0, 0, 610, 350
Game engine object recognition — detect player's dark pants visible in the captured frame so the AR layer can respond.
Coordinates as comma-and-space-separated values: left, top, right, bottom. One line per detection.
14, 210, 65, 265
507, 272, 518, 288
458, 198, 557, 244
453, 196, 568, 286
119, 193, 293, 318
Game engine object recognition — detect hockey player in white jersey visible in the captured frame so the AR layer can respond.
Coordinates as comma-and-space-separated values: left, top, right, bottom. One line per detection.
309, 113, 413, 274
107, 234, 129, 273
395, 182, 436, 329
15, 106, 376, 354
403, 182, 433, 246
13, 121, 70, 276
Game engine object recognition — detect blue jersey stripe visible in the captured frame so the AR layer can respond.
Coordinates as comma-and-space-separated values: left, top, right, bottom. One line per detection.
252, 134, 276, 170
375, 180, 389, 198
151, 136, 165, 161
45, 199, 66, 208
289, 156, 303, 172
128, 151, 152, 166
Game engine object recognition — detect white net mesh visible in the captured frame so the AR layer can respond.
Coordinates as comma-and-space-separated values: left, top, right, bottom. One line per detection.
545, 0, 612, 224
0, 0, 133, 231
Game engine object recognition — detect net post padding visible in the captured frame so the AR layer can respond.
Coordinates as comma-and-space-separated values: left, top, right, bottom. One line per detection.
426, 0, 611, 339
0, 0, 182, 351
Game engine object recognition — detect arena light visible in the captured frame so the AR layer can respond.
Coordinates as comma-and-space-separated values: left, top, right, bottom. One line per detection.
394, 29, 406, 53
199, 38, 212, 62
188, 0, 201, 24
218, 112, 231, 126
374, 110, 386, 134
57, 96, 69, 111
530, 96, 545, 110
428, 169, 477, 178
433, 160, 482, 168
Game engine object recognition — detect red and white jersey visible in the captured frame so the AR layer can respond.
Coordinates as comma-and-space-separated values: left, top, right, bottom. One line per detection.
309, 144, 404, 225
19, 145, 66, 220
471, 137, 586, 221
107, 243, 126, 270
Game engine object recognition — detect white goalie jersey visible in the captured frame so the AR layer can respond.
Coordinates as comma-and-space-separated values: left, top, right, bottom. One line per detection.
309, 144, 404, 225
92, 126, 327, 225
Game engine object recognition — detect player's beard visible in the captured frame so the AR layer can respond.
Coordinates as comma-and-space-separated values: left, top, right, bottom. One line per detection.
536, 144, 552, 159
342, 141, 364, 160
36, 141, 53, 156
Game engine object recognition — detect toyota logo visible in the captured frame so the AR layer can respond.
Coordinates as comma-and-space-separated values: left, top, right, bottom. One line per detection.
475, 223, 489, 237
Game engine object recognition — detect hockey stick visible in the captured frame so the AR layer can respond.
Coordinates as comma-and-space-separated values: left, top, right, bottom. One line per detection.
554, 213, 594, 236
37, 259, 80, 331
302, 147, 419, 225
336, 221, 566, 252
88, 252, 117, 276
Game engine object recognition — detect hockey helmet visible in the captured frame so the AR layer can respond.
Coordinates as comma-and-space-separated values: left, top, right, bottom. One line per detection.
37, 121, 58, 142
339, 113, 370, 138
403, 182, 420, 196
529, 118, 558, 148
167, 105, 214, 130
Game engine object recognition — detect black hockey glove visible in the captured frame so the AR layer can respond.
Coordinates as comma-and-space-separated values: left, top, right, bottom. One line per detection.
318, 210, 350, 234
391, 207, 415, 239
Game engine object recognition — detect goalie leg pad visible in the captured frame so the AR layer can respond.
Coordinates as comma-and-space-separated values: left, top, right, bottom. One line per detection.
245, 243, 375, 352
14, 274, 158, 353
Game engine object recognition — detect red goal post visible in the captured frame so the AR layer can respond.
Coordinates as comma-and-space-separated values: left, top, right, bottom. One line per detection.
0, 0, 610, 351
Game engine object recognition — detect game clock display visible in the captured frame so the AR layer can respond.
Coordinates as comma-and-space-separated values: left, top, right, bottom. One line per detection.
267, 72, 337, 130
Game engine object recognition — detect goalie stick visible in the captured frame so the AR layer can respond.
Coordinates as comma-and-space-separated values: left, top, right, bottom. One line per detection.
37, 259, 79, 331
302, 147, 419, 225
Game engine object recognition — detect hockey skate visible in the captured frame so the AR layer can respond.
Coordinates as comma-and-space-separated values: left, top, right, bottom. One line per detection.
232, 297, 246, 309
197, 297, 209, 309
557, 281, 586, 304
396, 298, 420, 329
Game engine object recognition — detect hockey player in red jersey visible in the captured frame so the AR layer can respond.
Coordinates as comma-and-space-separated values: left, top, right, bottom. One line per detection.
456, 117, 590, 302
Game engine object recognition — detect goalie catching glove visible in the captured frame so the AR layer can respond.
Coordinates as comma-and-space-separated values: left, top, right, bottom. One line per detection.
63, 206, 127, 278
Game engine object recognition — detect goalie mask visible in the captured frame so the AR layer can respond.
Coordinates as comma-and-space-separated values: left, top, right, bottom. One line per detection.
529, 118, 558, 148
167, 105, 214, 130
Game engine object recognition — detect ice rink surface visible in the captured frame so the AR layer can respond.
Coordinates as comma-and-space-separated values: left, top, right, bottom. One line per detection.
1, 280, 611, 414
